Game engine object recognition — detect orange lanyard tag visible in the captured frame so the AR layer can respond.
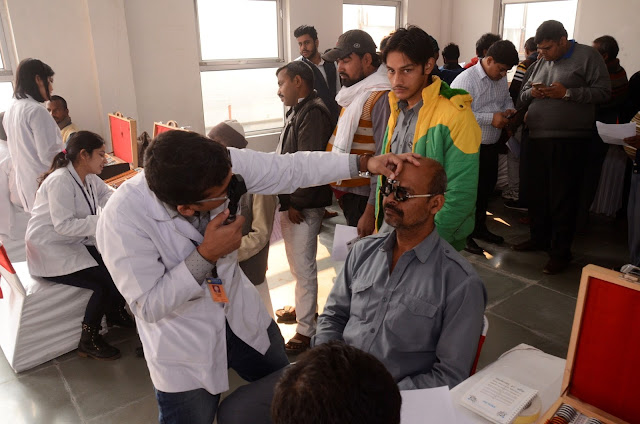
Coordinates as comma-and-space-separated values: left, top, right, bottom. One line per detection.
206, 277, 229, 303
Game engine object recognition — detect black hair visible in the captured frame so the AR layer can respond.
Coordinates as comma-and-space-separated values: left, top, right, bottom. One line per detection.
593, 35, 619, 60
354, 51, 382, 68
442, 43, 460, 61
144, 130, 231, 206
271, 342, 401, 424
524, 37, 536, 53
475, 33, 501, 57
38, 131, 104, 185
486, 40, 520, 68
534, 20, 568, 44
294, 25, 318, 40
276, 61, 315, 89
14, 58, 55, 102
49, 94, 68, 110
379, 33, 392, 51
382, 25, 434, 67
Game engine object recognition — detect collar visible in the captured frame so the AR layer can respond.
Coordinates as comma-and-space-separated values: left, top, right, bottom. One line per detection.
561, 40, 576, 59
66, 162, 88, 188
293, 91, 317, 112
527, 52, 538, 62
397, 98, 423, 113
161, 201, 181, 219
58, 116, 72, 130
379, 228, 439, 263
476, 59, 490, 80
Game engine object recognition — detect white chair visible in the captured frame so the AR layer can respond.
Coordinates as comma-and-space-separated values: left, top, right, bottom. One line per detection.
0, 242, 94, 372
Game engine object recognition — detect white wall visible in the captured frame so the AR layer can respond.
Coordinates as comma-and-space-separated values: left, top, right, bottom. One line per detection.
574, 0, 640, 76
449, 0, 499, 65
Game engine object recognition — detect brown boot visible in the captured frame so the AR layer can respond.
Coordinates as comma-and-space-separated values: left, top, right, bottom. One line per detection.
77, 322, 121, 360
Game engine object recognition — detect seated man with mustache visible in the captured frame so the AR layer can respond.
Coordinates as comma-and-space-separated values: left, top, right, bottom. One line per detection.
217, 158, 486, 424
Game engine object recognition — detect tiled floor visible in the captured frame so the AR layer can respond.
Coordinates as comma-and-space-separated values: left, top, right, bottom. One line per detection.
0, 196, 631, 423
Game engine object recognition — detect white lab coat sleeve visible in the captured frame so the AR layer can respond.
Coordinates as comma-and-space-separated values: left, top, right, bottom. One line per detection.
29, 106, 63, 167
97, 205, 206, 323
94, 177, 114, 207
48, 178, 99, 238
228, 148, 351, 195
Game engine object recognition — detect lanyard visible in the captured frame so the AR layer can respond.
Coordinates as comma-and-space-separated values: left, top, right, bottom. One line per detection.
68, 170, 96, 215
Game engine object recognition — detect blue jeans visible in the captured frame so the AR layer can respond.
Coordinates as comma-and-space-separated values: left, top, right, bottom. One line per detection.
155, 320, 289, 424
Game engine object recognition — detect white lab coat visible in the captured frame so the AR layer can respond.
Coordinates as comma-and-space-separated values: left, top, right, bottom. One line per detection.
26, 163, 113, 277
0, 140, 26, 238
96, 148, 352, 395
4, 95, 63, 212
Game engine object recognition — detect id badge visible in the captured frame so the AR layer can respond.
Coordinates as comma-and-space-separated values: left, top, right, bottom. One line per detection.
206, 277, 229, 303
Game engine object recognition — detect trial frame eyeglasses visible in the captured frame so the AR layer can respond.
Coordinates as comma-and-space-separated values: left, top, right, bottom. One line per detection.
381, 179, 442, 202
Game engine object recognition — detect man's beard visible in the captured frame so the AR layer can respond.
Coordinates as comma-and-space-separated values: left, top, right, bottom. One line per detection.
302, 46, 317, 59
383, 204, 403, 227
340, 70, 366, 87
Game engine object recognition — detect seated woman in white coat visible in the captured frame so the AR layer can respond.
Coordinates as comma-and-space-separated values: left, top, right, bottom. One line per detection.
4, 58, 63, 213
25, 131, 133, 361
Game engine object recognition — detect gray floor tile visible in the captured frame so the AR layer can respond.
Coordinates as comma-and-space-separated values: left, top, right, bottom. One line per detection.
467, 247, 547, 282
538, 261, 584, 298
476, 313, 568, 371
87, 394, 158, 424
489, 285, 577, 345
57, 337, 154, 420
0, 365, 82, 424
472, 264, 528, 307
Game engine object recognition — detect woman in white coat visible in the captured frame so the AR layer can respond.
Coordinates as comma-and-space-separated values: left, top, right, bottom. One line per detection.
26, 131, 132, 361
3, 58, 63, 212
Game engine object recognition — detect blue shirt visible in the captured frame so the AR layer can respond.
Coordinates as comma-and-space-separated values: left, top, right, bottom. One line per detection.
313, 230, 487, 389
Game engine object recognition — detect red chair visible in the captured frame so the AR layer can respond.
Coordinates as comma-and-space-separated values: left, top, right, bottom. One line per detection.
470, 315, 489, 375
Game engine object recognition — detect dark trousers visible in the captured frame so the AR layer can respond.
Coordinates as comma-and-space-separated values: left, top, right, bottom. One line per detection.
341, 192, 368, 227
474, 143, 500, 232
45, 245, 124, 326
156, 320, 288, 424
519, 128, 530, 206
576, 131, 608, 230
528, 138, 588, 260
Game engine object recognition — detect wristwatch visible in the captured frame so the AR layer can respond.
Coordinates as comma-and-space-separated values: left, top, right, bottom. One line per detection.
563, 89, 571, 101
358, 154, 373, 177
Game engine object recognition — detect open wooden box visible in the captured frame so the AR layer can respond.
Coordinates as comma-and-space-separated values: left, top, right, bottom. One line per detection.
538, 265, 640, 424
153, 120, 188, 138
103, 111, 141, 188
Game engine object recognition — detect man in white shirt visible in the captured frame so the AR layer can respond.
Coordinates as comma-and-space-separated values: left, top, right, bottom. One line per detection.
294, 25, 341, 126
451, 40, 519, 255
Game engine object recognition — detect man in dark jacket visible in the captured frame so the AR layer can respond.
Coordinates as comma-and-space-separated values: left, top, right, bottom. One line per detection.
275, 61, 334, 353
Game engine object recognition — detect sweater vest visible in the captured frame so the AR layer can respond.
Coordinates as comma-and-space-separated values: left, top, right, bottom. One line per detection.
326, 90, 387, 187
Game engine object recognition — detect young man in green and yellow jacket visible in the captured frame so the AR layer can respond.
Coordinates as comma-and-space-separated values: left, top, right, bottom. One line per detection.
375, 26, 481, 251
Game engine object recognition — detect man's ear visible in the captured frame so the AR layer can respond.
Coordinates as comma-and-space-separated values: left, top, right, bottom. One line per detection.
314, 38, 319, 49
176, 204, 196, 217
429, 194, 445, 215
293, 74, 303, 88
424, 57, 436, 74
362, 52, 373, 68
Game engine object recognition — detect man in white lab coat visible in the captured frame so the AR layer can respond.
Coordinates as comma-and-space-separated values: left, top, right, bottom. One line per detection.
96, 130, 414, 424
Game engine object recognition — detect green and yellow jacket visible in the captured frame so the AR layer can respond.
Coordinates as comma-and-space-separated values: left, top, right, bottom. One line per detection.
375, 76, 481, 251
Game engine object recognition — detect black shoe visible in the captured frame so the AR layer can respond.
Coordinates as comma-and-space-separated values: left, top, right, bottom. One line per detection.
543, 257, 570, 275
464, 237, 484, 255
512, 239, 544, 252
107, 307, 135, 329
78, 322, 121, 360
472, 229, 504, 245
504, 199, 528, 212
135, 346, 144, 358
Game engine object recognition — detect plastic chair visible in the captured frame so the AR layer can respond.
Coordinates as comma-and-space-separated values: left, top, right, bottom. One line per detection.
470, 315, 489, 375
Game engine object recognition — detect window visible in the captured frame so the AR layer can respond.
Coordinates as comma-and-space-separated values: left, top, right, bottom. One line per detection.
195, 0, 285, 134
500, 0, 578, 59
0, 11, 13, 113
343, 1, 401, 48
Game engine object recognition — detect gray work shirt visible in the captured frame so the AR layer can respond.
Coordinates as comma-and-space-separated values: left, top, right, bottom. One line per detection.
390, 99, 423, 154
313, 229, 487, 390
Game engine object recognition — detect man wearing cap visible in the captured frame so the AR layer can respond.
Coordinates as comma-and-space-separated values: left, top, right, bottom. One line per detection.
294, 25, 341, 126
207, 120, 277, 319
274, 61, 334, 354
323, 29, 392, 238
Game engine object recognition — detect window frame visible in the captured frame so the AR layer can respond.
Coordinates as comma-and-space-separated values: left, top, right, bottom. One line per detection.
342, 0, 402, 31
194, 0, 286, 72
0, 5, 14, 83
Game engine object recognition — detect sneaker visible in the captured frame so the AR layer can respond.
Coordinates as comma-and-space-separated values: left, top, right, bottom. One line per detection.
472, 228, 504, 245
543, 257, 570, 275
464, 237, 484, 255
504, 199, 528, 212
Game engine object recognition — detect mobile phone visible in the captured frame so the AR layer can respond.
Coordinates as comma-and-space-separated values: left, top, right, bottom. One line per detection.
532, 82, 546, 89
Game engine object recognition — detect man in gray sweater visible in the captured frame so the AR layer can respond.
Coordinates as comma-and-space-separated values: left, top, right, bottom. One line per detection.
514, 20, 610, 274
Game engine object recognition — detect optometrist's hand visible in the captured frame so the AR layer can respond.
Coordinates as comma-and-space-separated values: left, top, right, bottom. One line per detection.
367, 152, 422, 180
197, 209, 245, 263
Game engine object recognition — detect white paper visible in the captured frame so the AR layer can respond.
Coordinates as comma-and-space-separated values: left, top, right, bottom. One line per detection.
596, 121, 636, 145
401, 386, 458, 424
331, 224, 358, 261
